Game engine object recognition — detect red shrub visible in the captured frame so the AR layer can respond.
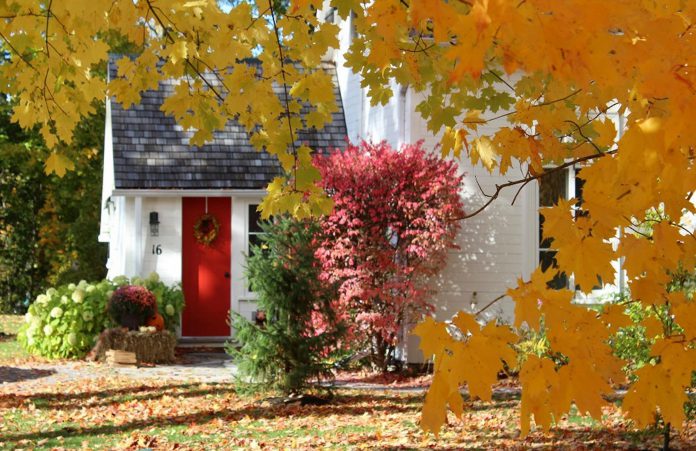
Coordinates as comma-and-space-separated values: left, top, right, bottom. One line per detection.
315, 140, 464, 368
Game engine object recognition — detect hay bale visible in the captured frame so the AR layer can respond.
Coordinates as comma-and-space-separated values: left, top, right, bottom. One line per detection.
87, 328, 177, 364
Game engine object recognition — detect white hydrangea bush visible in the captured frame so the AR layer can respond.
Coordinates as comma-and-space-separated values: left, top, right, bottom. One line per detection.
18, 273, 185, 359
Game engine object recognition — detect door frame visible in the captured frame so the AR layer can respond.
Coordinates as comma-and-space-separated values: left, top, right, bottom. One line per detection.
180, 196, 233, 339
230, 196, 264, 327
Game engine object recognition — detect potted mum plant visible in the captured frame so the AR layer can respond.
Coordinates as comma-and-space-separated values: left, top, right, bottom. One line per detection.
108, 285, 157, 330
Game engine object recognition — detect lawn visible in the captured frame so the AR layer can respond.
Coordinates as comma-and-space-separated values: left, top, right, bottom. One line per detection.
0, 314, 29, 361
1, 375, 695, 450
1, 314, 695, 450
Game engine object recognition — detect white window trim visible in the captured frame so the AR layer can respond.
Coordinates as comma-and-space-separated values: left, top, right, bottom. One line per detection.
535, 165, 623, 302
230, 197, 263, 320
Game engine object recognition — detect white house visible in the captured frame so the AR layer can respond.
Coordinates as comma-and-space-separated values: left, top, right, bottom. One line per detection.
99, 18, 625, 355
99, 60, 348, 341
322, 10, 627, 356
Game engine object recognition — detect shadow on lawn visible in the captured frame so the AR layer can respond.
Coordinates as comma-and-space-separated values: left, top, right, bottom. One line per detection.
1, 394, 663, 450
0, 392, 424, 446
0, 382, 236, 410
0, 366, 55, 384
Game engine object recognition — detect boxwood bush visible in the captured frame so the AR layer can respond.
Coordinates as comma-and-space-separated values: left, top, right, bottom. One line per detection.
18, 273, 185, 359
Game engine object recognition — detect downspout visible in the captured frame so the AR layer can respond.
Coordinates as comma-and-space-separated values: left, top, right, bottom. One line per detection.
99, 88, 115, 243
398, 84, 409, 148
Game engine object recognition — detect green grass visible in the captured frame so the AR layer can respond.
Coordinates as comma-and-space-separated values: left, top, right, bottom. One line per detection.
0, 377, 691, 450
0, 314, 23, 335
565, 405, 602, 428
0, 314, 29, 361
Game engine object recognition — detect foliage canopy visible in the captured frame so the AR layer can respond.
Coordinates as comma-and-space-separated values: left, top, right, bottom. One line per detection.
0, 0, 695, 437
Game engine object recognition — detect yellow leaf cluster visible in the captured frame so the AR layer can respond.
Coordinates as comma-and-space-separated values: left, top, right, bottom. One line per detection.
623, 338, 696, 429
413, 313, 516, 435
2, 0, 696, 439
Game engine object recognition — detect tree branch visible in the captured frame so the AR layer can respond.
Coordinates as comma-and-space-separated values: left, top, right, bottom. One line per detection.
474, 293, 507, 316
144, 0, 226, 103
268, 0, 299, 189
461, 89, 583, 126
454, 149, 616, 221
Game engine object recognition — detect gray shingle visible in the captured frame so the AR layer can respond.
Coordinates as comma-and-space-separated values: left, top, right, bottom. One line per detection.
109, 57, 347, 190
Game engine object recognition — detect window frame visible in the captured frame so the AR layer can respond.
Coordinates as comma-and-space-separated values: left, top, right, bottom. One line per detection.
536, 164, 614, 295
242, 202, 265, 299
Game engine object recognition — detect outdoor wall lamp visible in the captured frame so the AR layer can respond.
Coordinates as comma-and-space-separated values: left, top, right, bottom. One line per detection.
149, 211, 160, 237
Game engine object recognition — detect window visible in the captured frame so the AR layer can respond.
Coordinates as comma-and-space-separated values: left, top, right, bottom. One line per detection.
538, 166, 588, 290
538, 170, 568, 289
247, 204, 264, 257
246, 204, 265, 294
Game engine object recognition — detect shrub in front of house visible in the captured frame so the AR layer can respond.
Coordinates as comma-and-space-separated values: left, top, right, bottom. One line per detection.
18, 273, 185, 359
135, 272, 186, 332
108, 285, 157, 330
315, 140, 465, 371
18, 279, 118, 359
229, 216, 348, 394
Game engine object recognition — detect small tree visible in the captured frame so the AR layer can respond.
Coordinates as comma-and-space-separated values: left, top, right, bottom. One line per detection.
229, 216, 346, 394
315, 140, 465, 370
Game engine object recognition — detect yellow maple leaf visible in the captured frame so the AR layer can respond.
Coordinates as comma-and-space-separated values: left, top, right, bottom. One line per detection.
520, 355, 564, 436
507, 267, 553, 330
629, 277, 668, 305
471, 137, 497, 172
672, 299, 696, 340
44, 152, 75, 177
600, 304, 632, 333
452, 311, 479, 335
558, 362, 610, 420
592, 118, 616, 148
641, 315, 664, 338
412, 316, 452, 359
440, 127, 456, 158
418, 315, 516, 435
460, 321, 517, 401
622, 339, 696, 430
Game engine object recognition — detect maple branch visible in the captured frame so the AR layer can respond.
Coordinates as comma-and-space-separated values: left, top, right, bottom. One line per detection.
246, 7, 270, 31
268, 0, 299, 189
453, 149, 616, 221
623, 215, 696, 242
461, 89, 583, 125
474, 293, 507, 316
473, 175, 491, 198
565, 120, 602, 153
624, 223, 652, 240
511, 175, 534, 206
44, 0, 52, 57
144, 0, 225, 103
0, 31, 37, 71
486, 70, 515, 93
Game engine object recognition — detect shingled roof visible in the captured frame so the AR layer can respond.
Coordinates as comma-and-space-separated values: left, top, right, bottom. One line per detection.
109, 59, 347, 190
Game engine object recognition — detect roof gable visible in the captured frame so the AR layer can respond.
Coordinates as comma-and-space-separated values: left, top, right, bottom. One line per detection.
109, 59, 347, 190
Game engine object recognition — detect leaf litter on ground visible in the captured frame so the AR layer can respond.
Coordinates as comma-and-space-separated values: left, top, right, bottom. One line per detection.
1, 370, 695, 450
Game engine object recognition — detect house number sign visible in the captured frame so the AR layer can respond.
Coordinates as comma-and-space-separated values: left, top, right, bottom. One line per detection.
152, 244, 163, 255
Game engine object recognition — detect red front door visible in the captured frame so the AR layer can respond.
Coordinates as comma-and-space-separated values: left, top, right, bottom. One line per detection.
182, 197, 231, 337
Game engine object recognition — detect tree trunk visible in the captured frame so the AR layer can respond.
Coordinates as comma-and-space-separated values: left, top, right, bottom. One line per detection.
370, 334, 389, 372
662, 422, 670, 451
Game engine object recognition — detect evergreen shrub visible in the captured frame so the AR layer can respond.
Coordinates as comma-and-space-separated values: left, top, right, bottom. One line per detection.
228, 216, 347, 393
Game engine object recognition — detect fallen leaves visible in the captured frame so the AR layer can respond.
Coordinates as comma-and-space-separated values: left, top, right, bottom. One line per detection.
0, 369, 695, 449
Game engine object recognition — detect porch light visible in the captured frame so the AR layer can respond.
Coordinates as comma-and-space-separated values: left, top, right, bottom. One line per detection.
149, 211, 160, 237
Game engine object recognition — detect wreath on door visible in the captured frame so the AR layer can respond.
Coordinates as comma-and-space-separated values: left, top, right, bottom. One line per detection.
193, 213, 220, 246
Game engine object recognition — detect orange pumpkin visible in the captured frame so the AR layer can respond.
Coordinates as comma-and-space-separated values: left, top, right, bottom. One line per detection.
146, 312, 165, 331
